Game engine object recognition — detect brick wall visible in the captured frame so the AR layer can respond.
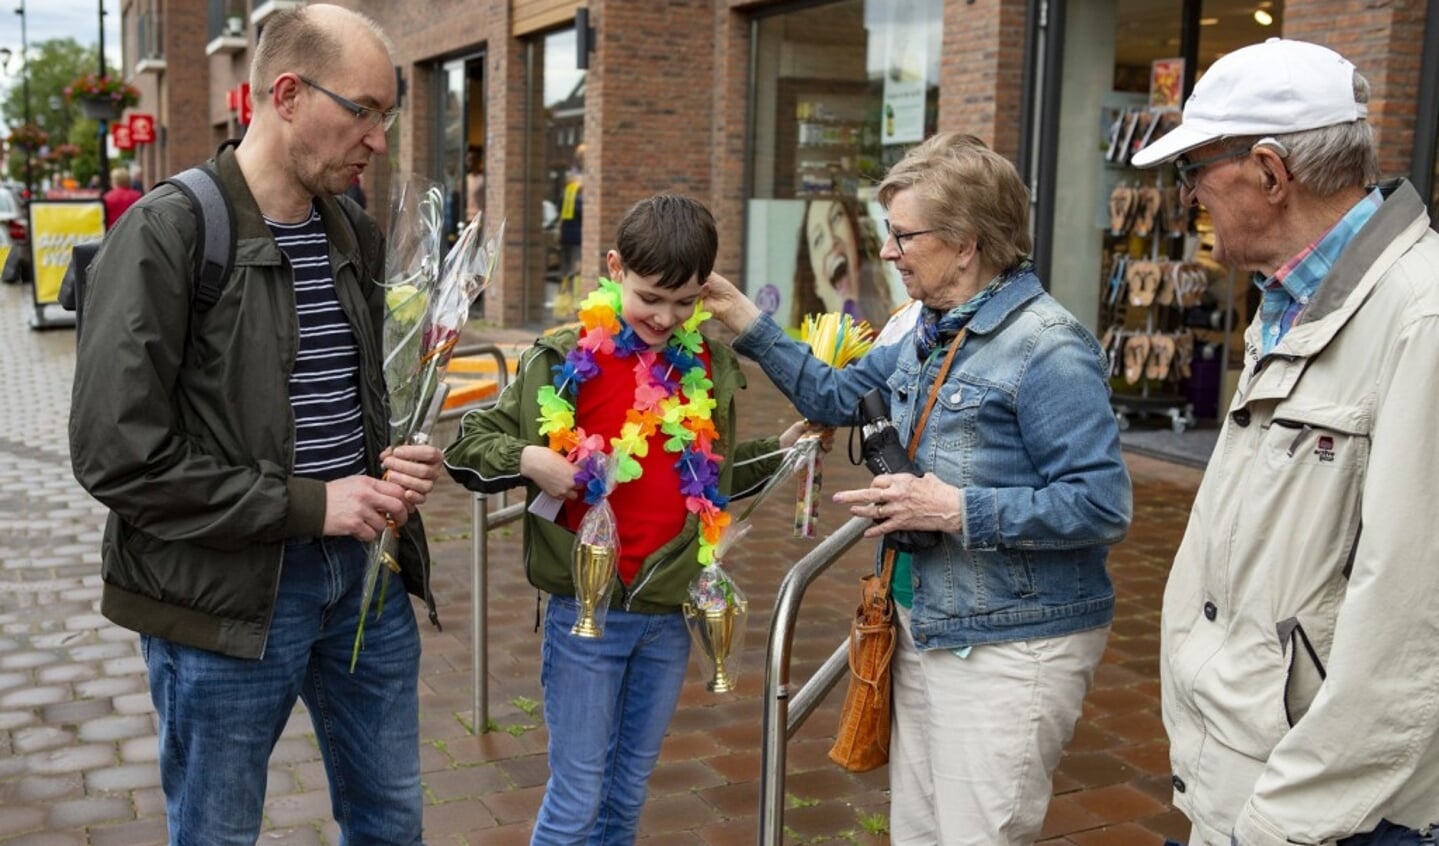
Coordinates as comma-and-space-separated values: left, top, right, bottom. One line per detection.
938, 0, 1029, 162
711, 5, 751, 283
1282, 0, 1428, 181
587, 0, 719, 290
163, 0, 217, 176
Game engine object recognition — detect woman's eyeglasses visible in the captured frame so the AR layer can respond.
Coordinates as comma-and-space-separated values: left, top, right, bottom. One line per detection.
883, 220, 942, 257
299, 76, 400, 132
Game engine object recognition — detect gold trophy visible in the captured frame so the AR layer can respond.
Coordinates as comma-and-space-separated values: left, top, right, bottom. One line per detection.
571, 542, 616, 638
684, 598, 748, 693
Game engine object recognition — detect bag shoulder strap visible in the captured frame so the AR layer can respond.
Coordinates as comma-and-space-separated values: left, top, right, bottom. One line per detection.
907, 328, 966, 460
878, 329, 967, 592
161, 164, 234, 313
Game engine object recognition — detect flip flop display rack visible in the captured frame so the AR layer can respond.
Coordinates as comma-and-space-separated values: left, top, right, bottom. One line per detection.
1099, 106, 1201, 434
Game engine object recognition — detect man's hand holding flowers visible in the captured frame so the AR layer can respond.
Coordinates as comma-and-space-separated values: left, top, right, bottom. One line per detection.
380, 443, 444, 509
323, 475, 410, 543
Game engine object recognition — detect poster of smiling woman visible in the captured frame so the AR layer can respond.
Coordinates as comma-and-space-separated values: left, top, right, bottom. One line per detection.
746, 197, 905, 336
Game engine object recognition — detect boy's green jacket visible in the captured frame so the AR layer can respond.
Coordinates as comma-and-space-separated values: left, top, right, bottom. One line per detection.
444, 326, 783, 613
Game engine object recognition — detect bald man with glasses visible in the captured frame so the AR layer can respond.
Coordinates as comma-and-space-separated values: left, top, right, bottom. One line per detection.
69, 5, 442, 844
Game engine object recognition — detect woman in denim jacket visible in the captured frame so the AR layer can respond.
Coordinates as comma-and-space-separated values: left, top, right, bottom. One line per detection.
703, 132, 1131, 845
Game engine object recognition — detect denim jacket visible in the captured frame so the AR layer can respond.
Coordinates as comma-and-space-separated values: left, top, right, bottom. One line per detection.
734, 271, 1131, 650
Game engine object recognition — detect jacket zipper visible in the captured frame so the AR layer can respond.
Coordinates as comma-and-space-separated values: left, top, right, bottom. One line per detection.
622, 541, 689, 610
260, 251, 301, 659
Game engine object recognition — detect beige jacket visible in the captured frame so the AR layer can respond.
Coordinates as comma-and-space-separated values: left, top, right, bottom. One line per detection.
1162, 180, 1439, 846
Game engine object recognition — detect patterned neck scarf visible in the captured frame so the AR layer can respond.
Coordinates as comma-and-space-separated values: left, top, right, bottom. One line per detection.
914, 260, 1033, 359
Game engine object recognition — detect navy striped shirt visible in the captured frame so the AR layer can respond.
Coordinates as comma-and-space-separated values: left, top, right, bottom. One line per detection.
269, 207, 368, 481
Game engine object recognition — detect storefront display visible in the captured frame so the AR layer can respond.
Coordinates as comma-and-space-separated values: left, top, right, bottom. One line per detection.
746, 0, 940, 334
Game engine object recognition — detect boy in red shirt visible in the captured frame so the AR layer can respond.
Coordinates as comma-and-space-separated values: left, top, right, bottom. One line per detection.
445, 194, 805, 845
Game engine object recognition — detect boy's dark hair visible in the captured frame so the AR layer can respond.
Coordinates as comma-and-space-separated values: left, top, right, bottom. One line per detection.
614, 194, 718, 290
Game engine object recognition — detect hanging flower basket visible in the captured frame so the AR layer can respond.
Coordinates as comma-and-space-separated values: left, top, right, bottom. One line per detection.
7, 123, 48, 153
78, 97, 123, 121
64, 72, 141, 120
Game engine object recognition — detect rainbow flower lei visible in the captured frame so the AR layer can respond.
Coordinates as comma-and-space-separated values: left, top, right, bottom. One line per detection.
536, 278, 731, 564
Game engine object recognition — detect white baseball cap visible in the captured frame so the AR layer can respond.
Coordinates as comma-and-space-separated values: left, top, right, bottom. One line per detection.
1131, 38, 1366, 168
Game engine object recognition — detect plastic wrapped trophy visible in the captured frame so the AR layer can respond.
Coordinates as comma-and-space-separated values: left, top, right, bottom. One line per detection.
571, 456, 620, 638
683, 522, 753, 693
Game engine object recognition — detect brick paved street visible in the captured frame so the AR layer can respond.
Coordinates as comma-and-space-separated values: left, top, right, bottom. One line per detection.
0, 280, 1202, 845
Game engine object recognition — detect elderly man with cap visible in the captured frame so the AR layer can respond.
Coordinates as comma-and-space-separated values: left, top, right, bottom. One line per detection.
1131, 38, 1439, 846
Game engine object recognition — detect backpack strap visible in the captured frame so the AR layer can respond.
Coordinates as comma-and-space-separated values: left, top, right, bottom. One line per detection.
162, 165, 234, 313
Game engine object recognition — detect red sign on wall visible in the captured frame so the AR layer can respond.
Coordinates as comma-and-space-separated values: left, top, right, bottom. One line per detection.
112, 122, 134, 150
129, 113, 155, 145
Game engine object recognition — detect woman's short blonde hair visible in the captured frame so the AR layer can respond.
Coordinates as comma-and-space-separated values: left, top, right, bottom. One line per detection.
877, 132, 1032, 271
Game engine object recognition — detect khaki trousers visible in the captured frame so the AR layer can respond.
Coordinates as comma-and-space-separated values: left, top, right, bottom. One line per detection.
889, 606, 1109, 846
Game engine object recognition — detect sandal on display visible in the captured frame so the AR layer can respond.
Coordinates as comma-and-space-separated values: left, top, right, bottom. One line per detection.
1156, 261, 1179, 307
1123, 335, 1150, 385
1180, 263, 1209, 308
1132, 185, 1162, 237
1147, 334, 1176, 381
1163, 185, 1188, 238
1107, 254, 1129, 305
1109, 185, 1136, 236
1127, 260, 1161, 307
1116, 112, 1141, 165
1174, 331, 1194, 379
1127, 113, 1154, 163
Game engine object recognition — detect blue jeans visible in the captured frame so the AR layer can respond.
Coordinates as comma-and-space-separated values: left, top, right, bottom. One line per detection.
142, 536, 423, 846
1339, 821, 1435, 845
1168, 821, 1433, 846
532, 596, 691, 846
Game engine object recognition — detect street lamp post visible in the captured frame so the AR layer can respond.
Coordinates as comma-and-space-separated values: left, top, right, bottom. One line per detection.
97, 0, 110, 192
13, 0, 34, 201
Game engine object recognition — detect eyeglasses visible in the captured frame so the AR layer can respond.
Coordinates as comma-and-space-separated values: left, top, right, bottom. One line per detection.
883, 220, 942, 257
1174, 146, 1252, 191
299, 76, 399, 132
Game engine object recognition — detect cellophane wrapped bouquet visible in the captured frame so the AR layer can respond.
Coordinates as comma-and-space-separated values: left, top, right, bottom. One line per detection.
791, 313, 875, 537
350, 172, 507, 671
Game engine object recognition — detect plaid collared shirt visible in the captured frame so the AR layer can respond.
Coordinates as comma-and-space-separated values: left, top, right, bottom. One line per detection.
1254, 187, 1383, 355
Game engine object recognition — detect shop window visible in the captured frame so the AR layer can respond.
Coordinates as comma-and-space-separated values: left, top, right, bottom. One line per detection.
434, 55, 486, 263
746, 0, 940, 334
522, 27, 585, 327
1096, 0, 1282, 430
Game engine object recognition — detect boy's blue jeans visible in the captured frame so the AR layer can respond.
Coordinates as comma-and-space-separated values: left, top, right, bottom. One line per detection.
142, 535, 424, 846
532, 595, 691, 846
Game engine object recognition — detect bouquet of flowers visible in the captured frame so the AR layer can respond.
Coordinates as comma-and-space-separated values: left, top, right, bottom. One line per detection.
350, 171, 507, 671
791, 313, 874, 537
64, 72, 142, 109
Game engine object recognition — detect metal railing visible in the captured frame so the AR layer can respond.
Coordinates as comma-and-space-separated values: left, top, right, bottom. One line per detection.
436, 342, 515, 734
759, 516, 871, 846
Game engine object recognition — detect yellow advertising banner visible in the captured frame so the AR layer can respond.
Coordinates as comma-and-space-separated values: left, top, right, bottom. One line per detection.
30, 200, 104, 306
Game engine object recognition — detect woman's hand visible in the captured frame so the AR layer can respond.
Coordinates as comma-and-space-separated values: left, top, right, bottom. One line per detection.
701, 273, 764, 335
834, 472, 963, 539
520, 445, 583, 500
